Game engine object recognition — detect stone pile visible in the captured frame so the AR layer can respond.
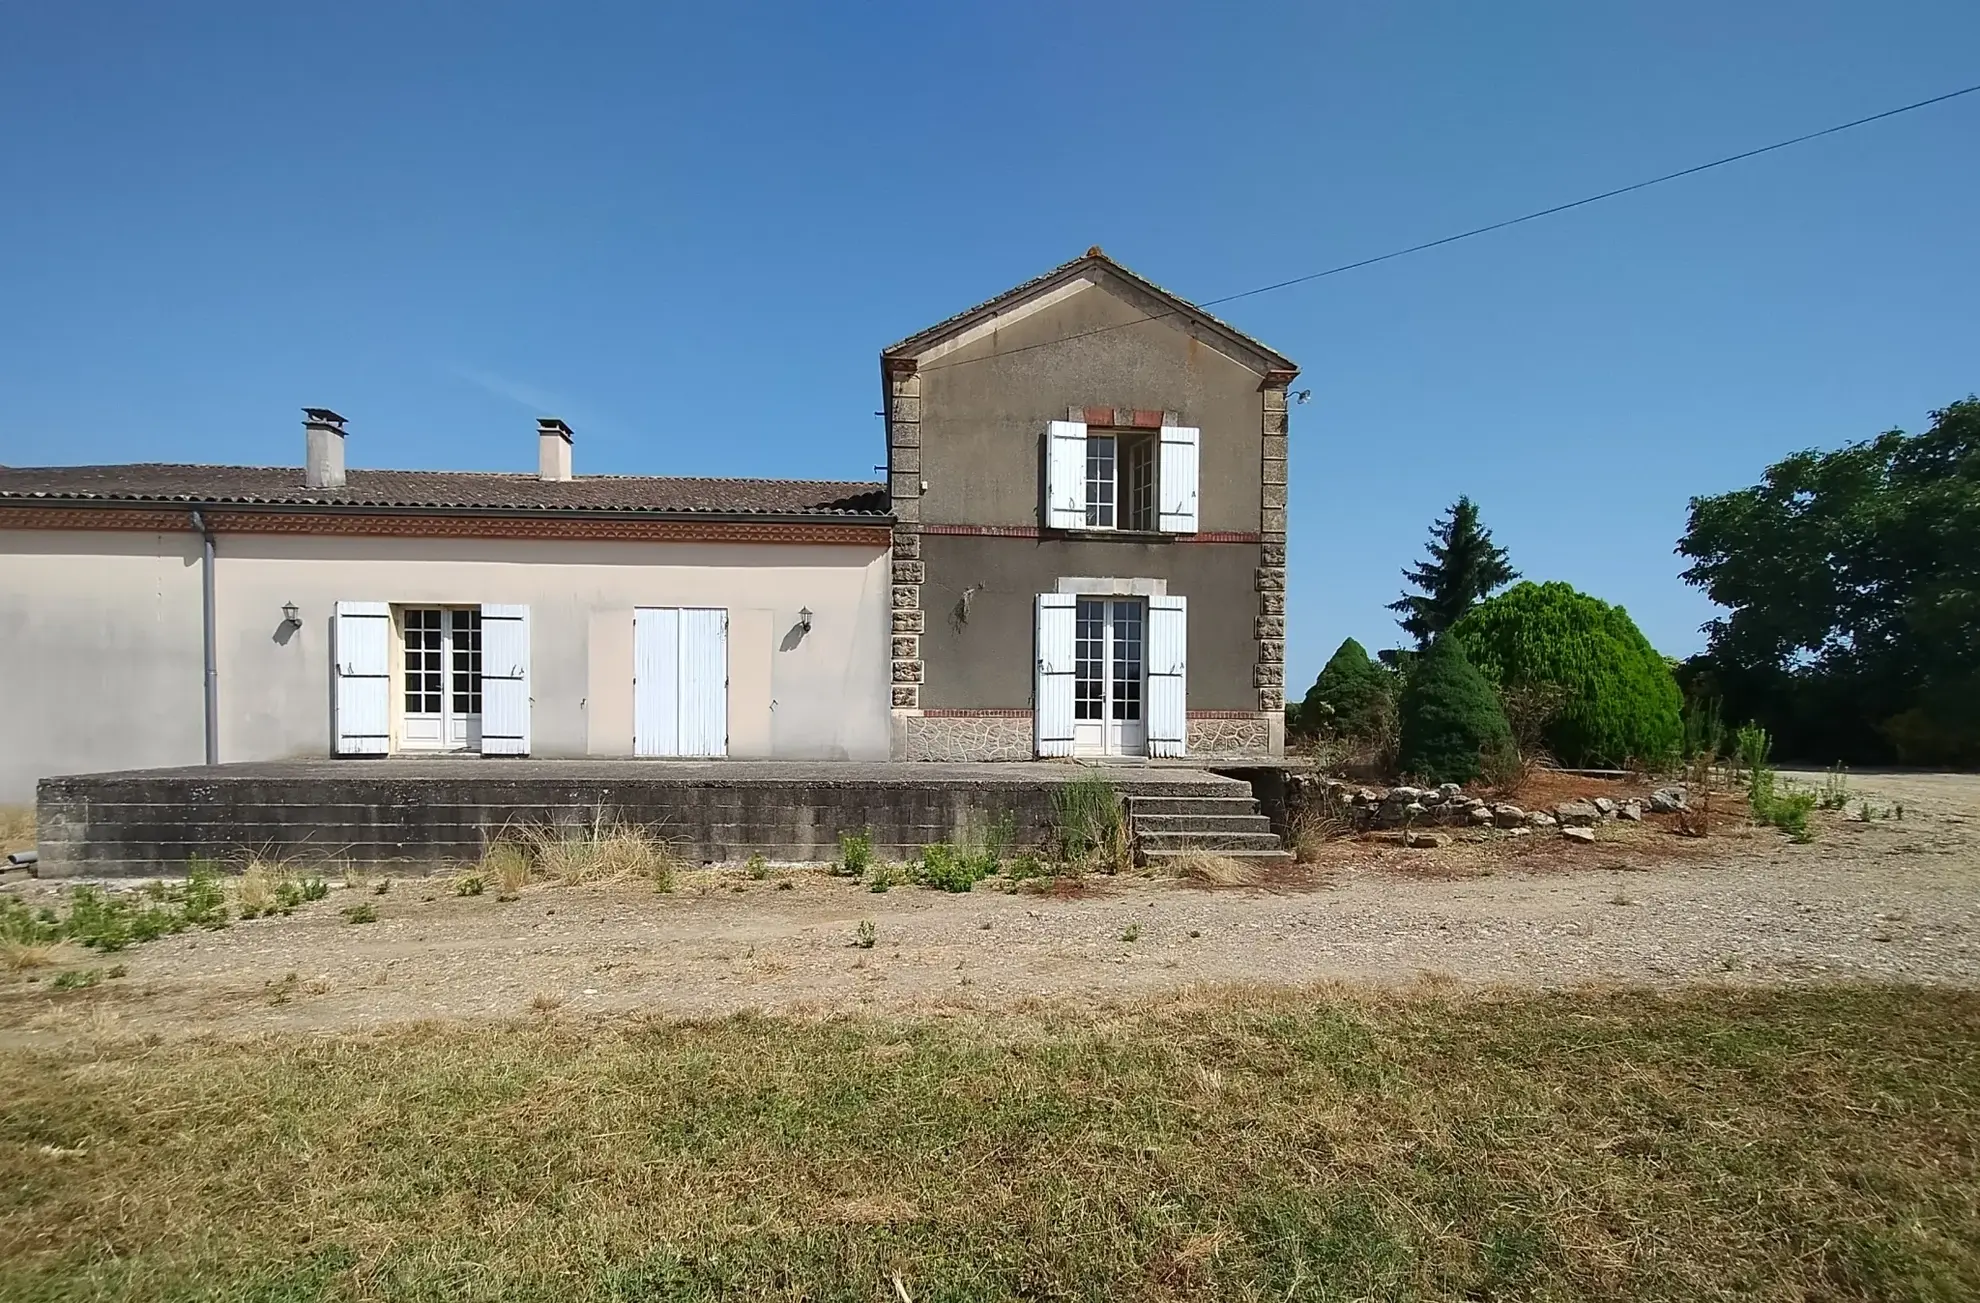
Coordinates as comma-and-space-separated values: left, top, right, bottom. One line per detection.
1288, 773, 1680, 847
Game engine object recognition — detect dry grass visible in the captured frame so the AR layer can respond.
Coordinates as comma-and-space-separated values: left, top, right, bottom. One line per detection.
0, 985, 1975, 1299
1286, 796, 1351, 863
1166, 847, 1267, 887
486, 816, 688, 892
233, 860, 282, 916
0, 805, 32, 854
477, 839, 534, 895
1, 937, 69, 971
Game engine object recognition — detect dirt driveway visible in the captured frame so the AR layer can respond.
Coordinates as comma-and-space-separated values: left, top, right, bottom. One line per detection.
4, 770, 1976, 1044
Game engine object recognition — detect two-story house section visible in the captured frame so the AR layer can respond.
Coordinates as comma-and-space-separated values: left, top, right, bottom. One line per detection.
880, 250, 1298, 762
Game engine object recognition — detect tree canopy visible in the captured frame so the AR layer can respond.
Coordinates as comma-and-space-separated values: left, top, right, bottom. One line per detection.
1677, 398, 1980, 763
1450, 581, 1682, 768
1390, 497, 1518, 648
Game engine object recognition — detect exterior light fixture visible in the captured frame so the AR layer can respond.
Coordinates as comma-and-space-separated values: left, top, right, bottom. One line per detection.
282, 601, 301, 629
798, 607, 813, 633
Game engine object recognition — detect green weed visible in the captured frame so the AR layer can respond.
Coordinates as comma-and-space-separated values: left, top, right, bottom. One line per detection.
914, 843, 993, 893
836, 829, 874, 878
340, 903, 378, 925
852, 920, 876, 949
745, 854, 770, 881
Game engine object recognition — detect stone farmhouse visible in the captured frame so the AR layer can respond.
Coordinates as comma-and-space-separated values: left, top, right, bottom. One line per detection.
0, 250, 1297, 801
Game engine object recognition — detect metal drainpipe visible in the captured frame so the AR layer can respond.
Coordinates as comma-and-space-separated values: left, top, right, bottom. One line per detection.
189, 510, 219, 766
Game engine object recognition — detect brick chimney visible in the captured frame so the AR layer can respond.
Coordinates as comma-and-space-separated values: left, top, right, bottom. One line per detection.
303, 408, 347, 488
537, 417, 573, 482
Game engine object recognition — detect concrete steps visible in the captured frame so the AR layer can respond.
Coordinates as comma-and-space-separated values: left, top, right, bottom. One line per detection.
1125, 791, 1292, 866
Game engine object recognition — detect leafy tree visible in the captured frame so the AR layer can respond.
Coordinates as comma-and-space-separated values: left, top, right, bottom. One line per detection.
1390, 496, 1519, 648
1677, 398, 1980, 763
1396, 636, 1512, 785
1450, 581, 1682, 767
1296, 638, 1392, 740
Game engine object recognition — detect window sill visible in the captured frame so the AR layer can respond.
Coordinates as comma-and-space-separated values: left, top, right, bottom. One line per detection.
1047, 528, 1178, 543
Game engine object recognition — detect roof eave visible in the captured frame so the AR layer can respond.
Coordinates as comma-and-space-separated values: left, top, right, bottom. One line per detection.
880, 251, 1299, 377
0, 497, 895, 528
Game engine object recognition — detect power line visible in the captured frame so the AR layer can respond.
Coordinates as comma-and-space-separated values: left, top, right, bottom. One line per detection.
918, 81, 1980, 373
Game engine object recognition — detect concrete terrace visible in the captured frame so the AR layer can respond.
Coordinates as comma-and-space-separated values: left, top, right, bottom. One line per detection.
33, 759, 1265, 876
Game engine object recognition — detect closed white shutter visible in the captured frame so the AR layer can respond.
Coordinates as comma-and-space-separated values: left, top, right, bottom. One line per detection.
1158, 425, 1200, 534
633, 607, 681, 757
1045, 420, 1088, 530
479, 604, 531, 756
634, 607, 729, 757
332, 600, 391, 756
1147, 594, 1188, 757
1034, 592, 1077, 757
678, 608, 729, 758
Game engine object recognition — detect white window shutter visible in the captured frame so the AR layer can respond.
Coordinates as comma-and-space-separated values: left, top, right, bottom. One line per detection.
480, 603, 531, 756
1034, 592, 1077, 757
678, 608, 729, 758
1045, 420, 1088, 530
1147, 594, 1188, 757
332, 600, 391, 756
1158, 425, 1200, 534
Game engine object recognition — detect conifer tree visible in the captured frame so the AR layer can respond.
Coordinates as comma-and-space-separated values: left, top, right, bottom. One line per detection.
1390, 496, 1518, 648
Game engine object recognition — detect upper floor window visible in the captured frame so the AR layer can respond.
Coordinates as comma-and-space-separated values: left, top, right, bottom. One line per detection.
1048, 419, 1198, 535
1084, 433, 1157, 531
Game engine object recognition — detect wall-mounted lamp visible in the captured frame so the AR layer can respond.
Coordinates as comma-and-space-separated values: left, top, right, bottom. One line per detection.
797, 607, 813, 634
281, 601, 301, 630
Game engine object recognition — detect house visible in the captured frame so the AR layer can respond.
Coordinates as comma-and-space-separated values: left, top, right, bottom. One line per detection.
0, 250, 1297, 802
881, 248, 1298, 761
0, 414, 895, 801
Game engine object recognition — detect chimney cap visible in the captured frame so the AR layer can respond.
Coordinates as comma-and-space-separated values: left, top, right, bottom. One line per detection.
536, 416, 573, 441
303, 407, 347, 428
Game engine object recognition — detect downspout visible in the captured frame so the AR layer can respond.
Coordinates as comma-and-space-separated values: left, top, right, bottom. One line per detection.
189, 510, 219, 766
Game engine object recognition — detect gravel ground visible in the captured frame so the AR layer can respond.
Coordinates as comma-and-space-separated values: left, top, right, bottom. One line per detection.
4, 770, 1975, 1044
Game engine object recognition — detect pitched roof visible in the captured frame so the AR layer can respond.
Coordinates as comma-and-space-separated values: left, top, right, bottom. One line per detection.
0, 464, 890, 518
882, 248, 1298, 375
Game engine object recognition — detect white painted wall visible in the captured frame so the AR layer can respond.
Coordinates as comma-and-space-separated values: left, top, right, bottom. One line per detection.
0, 530, 207, 800
0, 527, 893, 800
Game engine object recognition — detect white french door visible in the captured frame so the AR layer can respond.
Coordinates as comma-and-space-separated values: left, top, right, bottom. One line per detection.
400, 608, 482, 751
1072, 597, 1146, 757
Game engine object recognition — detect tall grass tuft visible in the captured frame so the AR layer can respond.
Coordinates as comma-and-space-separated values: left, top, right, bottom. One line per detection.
1051, 774, 1129, 873
487, 814, 686, 892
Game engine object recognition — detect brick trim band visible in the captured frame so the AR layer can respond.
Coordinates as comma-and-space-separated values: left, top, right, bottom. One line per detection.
919, 708, 1268, 720
919, 524, 1261, 543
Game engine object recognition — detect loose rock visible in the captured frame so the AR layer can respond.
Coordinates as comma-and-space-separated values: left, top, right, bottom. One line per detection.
1562, 825, 1597, 845
1617, 801, 1644, 822
1492, 805, 1526, 829
1591, 797, 1617, 818
1650, 787, 1689, 814
1554, 800, 1600, 827
1529, 811, 1559, 829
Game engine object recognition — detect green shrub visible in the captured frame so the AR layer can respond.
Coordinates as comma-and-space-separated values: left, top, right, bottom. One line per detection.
1740, 725, 1817, 842
341, 903, 378, 925
836, 829, 874, 878
1449, 581, 1683, 768
1396, 637, 1513, 785
1296, 637, 1394, 740
914, 843, 991, 893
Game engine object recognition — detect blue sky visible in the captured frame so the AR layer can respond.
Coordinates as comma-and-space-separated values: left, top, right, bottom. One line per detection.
2, 2, 1975, 691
